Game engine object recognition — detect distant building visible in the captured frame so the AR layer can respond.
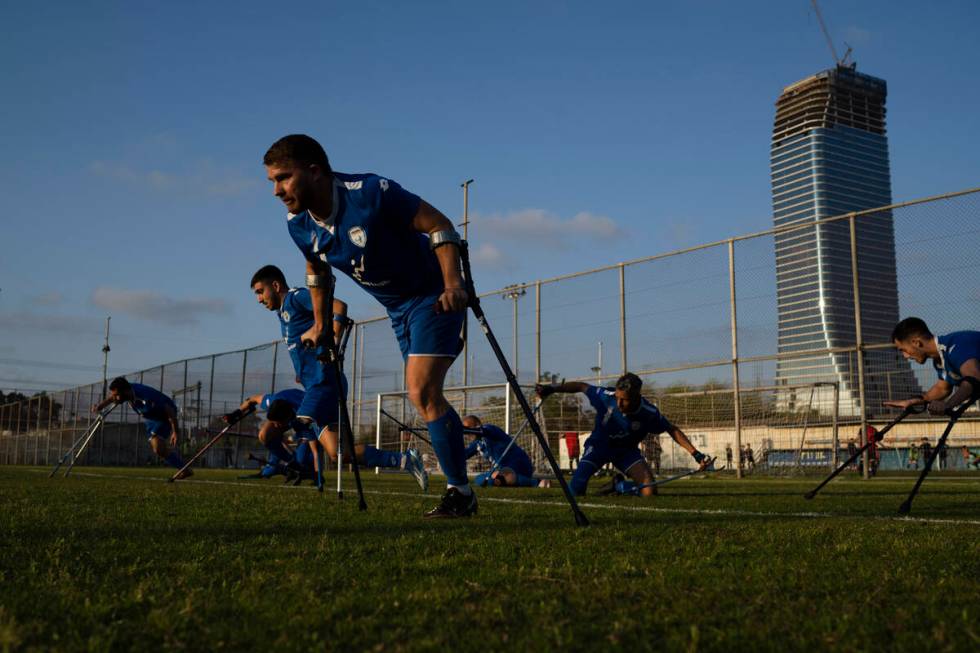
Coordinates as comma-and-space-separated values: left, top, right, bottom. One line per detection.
769, 65, 916, 416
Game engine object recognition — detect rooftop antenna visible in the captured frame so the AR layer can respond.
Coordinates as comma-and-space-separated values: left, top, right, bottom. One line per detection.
810, 0, 853, 68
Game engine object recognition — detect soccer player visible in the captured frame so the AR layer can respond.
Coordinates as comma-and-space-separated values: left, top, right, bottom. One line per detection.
92, 377, 190, 478
263, 135, 471, 518
535, 373, 711, 497
462, 415, 549, 488
884, 317, 980, 417
249, 265, 428, 491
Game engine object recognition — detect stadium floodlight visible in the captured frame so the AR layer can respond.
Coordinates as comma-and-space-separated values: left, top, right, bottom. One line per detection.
459, 241, 589, 527
804, 404, 924, 500
898, 398, 977, 515
50, 403, 117, 478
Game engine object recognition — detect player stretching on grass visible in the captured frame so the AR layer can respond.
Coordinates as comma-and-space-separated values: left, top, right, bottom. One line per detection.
250, 265, 427, 490
264, 134, 472, 518
463, 415, 550, 488
535, 373, 710, 497
884, 318, 980, 416
93, 377, 190, 478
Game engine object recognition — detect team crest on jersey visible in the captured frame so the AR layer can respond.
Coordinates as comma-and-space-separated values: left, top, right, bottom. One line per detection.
631, 421, 642, 432
348, 226, 367, 248
379, 179, 389, 191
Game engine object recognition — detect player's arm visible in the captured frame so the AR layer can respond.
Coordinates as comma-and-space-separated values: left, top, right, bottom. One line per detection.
92, 396, 118, 413
535, 381, 589, 398
164, 403, 181, 447
225, 393, 264, 422
926, 359, 980, 415
464, 440, 481, 460
665, 425, 710, 468
412, 200, 467, 313
332, 296, 349, 346
884, 379, 951, 410
301, 258, 334, 349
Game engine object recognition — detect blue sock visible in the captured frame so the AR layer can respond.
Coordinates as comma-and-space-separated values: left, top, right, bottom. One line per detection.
294, 441, 313, 470
427, 409, 468, 487
515, 474, 539, 487
164, 450, 185, 469
360, 445, 403, 469
264, 439, 294, 465
616, 479, 638, 495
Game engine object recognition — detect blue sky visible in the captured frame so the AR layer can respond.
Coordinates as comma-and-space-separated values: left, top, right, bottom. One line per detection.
1, 0, 978, 394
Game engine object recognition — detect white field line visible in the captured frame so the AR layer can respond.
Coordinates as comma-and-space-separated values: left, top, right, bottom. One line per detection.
31, 469, 980, 527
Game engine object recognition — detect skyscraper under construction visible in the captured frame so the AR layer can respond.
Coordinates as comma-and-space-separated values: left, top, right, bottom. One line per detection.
770, 65, 916, 416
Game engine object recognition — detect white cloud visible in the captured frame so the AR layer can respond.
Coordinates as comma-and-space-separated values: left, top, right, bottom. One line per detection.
89, 159, 257, 197
32, 291, 64, 307
476, 209, 623, 249
470, 242, 508, 267
91, 287, 231, 326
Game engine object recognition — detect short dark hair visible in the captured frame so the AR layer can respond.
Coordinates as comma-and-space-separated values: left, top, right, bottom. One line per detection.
109, 377, 131, 393
267, 399, 296, 424
892, 317, 933, 342
263, 134, 332, 174
614, 372, 642, 395
251, 265, 287, 289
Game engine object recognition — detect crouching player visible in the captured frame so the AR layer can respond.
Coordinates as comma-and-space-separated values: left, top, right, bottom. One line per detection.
250, 264, 428, 491
93, 377, 190, 478
226, 388, 318, 481
884, 317, 980, 416
535, 373, 710, 497
463, 415, 550, 488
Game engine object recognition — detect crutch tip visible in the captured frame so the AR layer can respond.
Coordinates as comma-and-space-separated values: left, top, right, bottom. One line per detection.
574, 512, 590, 527
897, 502, 911, 515
358, 501, 368, 511
803, 491, 816, 500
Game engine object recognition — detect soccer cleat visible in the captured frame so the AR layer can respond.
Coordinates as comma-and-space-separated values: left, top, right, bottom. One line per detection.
423, 487, 477, 518
404, 447, 429, 492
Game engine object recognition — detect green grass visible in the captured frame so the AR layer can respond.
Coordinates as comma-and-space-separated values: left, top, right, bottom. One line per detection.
1, 466, 979, 652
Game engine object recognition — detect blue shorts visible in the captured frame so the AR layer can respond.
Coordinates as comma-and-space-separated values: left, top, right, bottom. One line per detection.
569, 436, 645, 495
297, 382, 344, 430
389, 295, 465, 360
499, 454, 534, 478
143, 419, 172, 441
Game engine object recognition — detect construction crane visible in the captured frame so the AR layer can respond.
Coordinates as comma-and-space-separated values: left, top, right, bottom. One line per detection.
810, 0, 853, 68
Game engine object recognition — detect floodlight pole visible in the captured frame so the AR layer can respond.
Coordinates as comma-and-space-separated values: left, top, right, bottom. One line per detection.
101, 317, 111, 399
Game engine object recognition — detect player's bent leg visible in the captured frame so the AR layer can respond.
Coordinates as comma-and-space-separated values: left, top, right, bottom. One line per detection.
624, 459, 657, 497
569, 461, 598, 496
258, 421, 294, 464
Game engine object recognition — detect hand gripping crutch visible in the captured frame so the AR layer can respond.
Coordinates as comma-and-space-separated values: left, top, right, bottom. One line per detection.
898, 399, 976, 515
168, 406, 256, 482
315, 279, 367, 511
51, 404, 117, 477
804, 404, 925, 500
460, 241, 589, 526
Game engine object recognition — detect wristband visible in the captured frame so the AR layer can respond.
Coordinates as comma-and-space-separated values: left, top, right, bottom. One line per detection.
306, 274, 332, 288
332, 313, 346, 323
692, 451, 706, 464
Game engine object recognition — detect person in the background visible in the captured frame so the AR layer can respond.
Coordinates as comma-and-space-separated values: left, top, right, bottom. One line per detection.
93, 377, 189, 478
463, 415, 549, 488
564, 431, 581, 470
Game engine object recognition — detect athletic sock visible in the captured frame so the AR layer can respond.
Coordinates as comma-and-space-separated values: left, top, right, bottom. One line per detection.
164, 449, 185, 469
615, 479, 638, 495
360, 445, 403, 469
448, 483, 472, 496
515, 474, 539, 487
263, 439, 294, 465
427, 408, 468, 487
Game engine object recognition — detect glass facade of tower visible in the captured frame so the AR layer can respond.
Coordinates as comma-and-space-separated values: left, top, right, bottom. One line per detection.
770, 66, 916, 416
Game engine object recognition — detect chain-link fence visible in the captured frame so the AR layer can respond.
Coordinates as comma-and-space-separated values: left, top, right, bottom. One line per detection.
4, 187, 980, 476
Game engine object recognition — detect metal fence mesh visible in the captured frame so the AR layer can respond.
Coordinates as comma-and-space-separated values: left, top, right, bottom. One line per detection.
4, 188, 980, 474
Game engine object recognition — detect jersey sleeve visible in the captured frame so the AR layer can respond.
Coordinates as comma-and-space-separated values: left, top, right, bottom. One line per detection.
293, 288, 315, 315
259, 394, 274, 411
464, 440, 481, 460
650, 412, 674, 435
583, 385, 607, 412
287, 216, 315, 261
376, 177, 422, 228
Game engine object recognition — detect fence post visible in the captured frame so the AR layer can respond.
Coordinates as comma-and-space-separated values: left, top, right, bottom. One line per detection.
849, 215, 869, 480
349, 324, 360, 440
832, 382, 840, 469
535, 281, 542, 383
375, 393, 382, 475
356, 325, 366, 441
619, 263, 627, 374
728, 240, 743, 479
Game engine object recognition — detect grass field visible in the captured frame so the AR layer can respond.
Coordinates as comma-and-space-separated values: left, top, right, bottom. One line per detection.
1, 466, 979, 652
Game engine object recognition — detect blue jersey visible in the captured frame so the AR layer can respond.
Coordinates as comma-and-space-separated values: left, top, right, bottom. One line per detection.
935, 331, 980, 385
259, 388, 305, 413
278, 287, 331, 388
584, 385, 673, 446
129, 383, 176, 422
464, 424, 532, 471
285, 172, 444, 314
